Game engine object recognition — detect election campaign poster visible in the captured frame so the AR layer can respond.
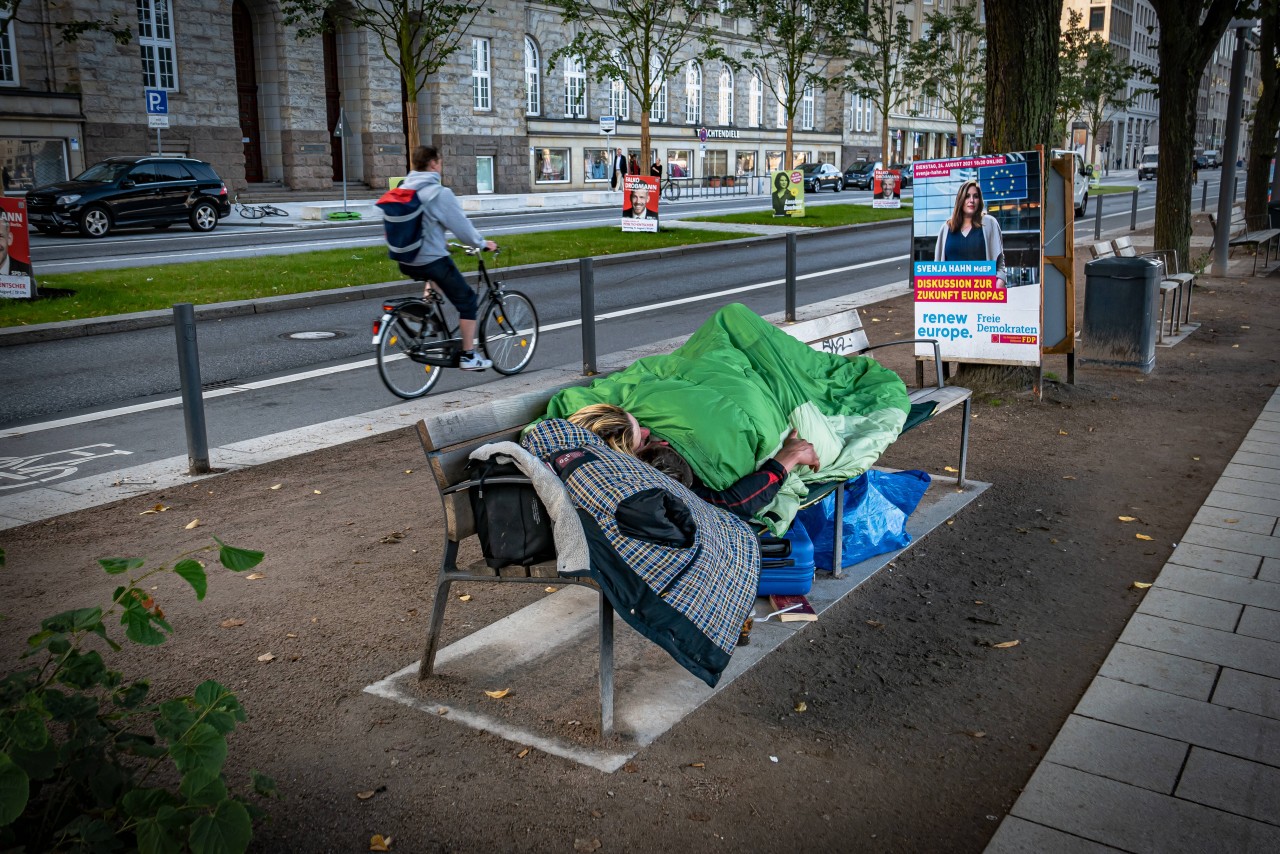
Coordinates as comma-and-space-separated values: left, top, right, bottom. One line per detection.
910, 151, 1044, 367
621, 174, 659, 232
770, 169, 805, 218
872, 168, 902, 208
0, 197, 34, 299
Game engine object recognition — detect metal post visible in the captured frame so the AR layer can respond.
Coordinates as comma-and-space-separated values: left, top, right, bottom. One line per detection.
785, 233, 797, 322
339, 108, 349, 213
1213, 23, 1250, 275
172, 303, 210, 475
1201, 179, 1208, 212
156, 128, 162, 156
579, 257, 597, 376
1093, 191, 1103, 239
1130, 189, 1139, 230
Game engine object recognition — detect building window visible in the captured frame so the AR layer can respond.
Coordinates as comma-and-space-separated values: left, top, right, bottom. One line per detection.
524, 38, 541, 116
667, 148, 691, 178
705, 149, 728, 176
583, 147, 612, 182
535, 147, 569, 183
611, 53, 630, 120
801, 83, 815, 130
718, 66, 734, 125
685, 61, 701, 124
564, 55, 587, 118
650, 76, 667, 123
735, 150, 755, 176
472, 38, 491, 111
476, 156, 495, 193
864, 98, 874, 134
1088, 7, 1104, 30
749, 71, 763, 127
0, 12, 17, 86
852, 94, 862, 132
137, 0, 177, 90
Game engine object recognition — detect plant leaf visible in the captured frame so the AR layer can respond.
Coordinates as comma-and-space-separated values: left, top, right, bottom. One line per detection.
0, 751, 30, 826
214, 538, 264, 572
99, 557, 145, 575
168, 723, 227, 776
484, 688, 511, 699
1131, 581, 1153, 590
188, 798, 252, 854
1117, 516, 1136, 522
1135, 533, 1154, 541
173, 559, 208, 600
991, 640, 1020, 649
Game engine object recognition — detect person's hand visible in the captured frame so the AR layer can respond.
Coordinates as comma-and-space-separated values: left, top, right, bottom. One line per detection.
484, 240, 498, 252
774, 430, 820, 473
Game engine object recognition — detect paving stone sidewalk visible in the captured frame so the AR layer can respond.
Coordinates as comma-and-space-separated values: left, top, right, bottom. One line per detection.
986, 388, 1280, 854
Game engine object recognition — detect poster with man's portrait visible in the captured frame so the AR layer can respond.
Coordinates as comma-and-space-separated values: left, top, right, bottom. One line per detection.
0, 197, 34, 299
872, 169, 902, 209
770, 169, 805, 218
621, 175, 659, 232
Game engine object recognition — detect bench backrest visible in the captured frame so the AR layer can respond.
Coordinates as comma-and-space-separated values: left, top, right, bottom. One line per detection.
1090, 242, 1116, 260
780, 308, 869, 357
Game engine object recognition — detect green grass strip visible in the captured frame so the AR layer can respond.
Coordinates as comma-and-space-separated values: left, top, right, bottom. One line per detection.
687, 203, 912, 227
3, 225, 750, 327
1091, 185, 1138, 195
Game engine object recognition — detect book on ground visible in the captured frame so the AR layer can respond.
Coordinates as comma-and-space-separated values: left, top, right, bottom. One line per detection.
768, 594, 817, 622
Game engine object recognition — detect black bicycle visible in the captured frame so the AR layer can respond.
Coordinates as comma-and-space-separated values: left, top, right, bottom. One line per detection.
372, 244, 539, 399
661, 175, 681, 202
233, 194, 289, 219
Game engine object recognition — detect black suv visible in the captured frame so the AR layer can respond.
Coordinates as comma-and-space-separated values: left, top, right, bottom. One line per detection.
842, 161, 880, 190
801, 162, 844, 193
26, 156, 231, 238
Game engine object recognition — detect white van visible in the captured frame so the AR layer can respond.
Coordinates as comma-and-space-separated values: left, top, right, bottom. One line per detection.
1202, 150, 1221, 168
1052, 149, 1093, 217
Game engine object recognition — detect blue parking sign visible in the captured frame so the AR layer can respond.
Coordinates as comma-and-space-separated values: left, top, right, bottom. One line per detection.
145, 89, 168, 115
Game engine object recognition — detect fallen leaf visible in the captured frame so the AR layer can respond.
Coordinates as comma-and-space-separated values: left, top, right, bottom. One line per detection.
356, 790, 376, 800
944, 466, 959, 473
140, 503, 168, 515
1063, 475, 1076, 480
865, 619, 884, 629
1192, 456, 1201, 461
484, 688, 511, 699
991, 640, 1020, 649
257, 653, 275, 662
1135, 533, 1154, 541
437, 707, 448, 716
369, 835, 392, 852
794, 701, 808, 713
517, 748, 530, 759
184, 519, 200, 530
245, 572, 265, 580
220, 618, 245, 628
573, 839, 601, 853
458, 594, 472, 602
1224, 518, 1239, 524
313, 489, 322, 495
1058, 430, 1069, 435
1118, 516, 1137, 522
1131, 581, 1153, 590
544, 587, 557, 593
689, 762, 705, 768
623, 762, 638, 773
966, 731, 986, 738
1232, 344, 1239, 348
404, 469, 413, 474
1049, 538, 1058, 544
974, 600, 985, 605
286, 632, 297, 638
1241, 325, 1250, 329
270, 484, 282, 490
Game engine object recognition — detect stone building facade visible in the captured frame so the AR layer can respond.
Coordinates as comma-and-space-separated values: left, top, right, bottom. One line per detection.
0, 0, 976, 196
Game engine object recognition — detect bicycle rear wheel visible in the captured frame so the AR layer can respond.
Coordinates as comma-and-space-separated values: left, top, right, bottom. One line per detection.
480, 290, 539, 375
376, 304, 445, 398
663, 180, 680, 202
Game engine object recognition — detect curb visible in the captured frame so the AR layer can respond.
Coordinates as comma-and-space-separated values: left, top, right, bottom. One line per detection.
3, 218, 908, 347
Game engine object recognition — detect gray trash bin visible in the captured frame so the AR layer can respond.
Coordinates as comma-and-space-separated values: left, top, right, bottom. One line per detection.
1268, 202, 1280, 229
1082, 255, 1161, 373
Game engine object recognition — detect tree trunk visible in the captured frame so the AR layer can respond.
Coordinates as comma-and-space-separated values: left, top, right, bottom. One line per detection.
1245, 0, 1279, 223
640, 112, 651, 177
882, 111, 891, 165
405, 99, 420, 154
982, 0, 1063, 153
956, 122, 964, 157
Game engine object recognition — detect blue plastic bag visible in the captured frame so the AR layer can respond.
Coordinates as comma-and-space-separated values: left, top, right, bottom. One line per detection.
795, 470, 931, 570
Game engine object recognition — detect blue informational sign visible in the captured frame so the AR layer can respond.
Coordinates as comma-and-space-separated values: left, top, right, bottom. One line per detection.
145, 89, 168, 115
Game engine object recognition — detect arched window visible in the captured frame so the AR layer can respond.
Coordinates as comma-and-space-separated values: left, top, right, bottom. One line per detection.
564, 54, 587, 118
749, 69, 763, 127
650, 74, 668, 123
611, 52, 629, 119
801, 83, 815, 130
718, 66, 733, 125
684, 60, 701, 124
524, 37, 540, 116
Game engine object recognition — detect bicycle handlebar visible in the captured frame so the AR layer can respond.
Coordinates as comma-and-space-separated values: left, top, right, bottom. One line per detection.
447, 241, 497, 257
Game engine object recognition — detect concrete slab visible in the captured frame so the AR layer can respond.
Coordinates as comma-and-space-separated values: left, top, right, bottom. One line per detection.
1240, 438, 1280, 455
1175, 746, 1280, 826
365, 476, 989, 771
985, 816, 1125, 853
1225, 462, 1280, 485
1120, 612, 1280, 679
1166, 542, 1263, 578
1097, 642, 1219, 701
1136, 587, 1242, 632
1212, 668, 1280, 719
1233, 451, 1280, 471
1008, 761, 1280, 854
1202, 490, 1280, 524
1237, 605, 1280, 643
1191, 505, 1277, 536
1155, 322, 1201, 348
1076, 676, 1280, 766
1262, 558, 1280, 584
1216, 476, 1280, 503
1159, 565, 1280, 612
1178, 523, 1280, 560
1042, 714, 1188, 793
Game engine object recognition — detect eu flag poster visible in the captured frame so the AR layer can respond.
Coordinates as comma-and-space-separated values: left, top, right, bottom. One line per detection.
978, 160, 1028, 202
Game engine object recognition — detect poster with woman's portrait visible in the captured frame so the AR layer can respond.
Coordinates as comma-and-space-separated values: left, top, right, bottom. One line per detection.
770, 169, 805, 218
910, 151, 1043, 367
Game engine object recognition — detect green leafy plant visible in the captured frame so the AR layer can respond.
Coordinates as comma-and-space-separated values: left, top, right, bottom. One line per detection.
0, 539, 277, 853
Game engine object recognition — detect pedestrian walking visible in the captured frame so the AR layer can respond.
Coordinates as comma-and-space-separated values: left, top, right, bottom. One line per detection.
611, 148, 627, 191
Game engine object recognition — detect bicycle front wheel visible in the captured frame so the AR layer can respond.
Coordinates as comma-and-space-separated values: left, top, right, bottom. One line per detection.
481, 290, 539, 375
376, 305, 445, 398
664, 181, 680, 202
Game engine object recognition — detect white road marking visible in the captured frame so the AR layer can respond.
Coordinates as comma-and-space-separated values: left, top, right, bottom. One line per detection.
2, 256, 909, 438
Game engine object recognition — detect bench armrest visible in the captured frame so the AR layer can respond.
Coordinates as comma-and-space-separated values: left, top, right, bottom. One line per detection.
859, 338, 945, 388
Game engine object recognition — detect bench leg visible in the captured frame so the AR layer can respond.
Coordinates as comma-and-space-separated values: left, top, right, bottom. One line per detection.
598, 592, 614, 738
957, 397, 971, 488
831, 482, 845, 579
915, 360, 925, 389
418, 540, 460, 680
1156, 290, 1166, 344
1170, 286, 1181, 337
1183, 279, 1194, 327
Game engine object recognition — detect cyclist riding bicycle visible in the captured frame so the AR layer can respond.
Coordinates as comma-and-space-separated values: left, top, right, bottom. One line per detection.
398, 145, 497, 370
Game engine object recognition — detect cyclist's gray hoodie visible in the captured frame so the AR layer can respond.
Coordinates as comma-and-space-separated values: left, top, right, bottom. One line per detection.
399, 169, 486, 265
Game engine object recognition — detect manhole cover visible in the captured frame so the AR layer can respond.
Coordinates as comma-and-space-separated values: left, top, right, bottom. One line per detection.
282, 331, 344, 340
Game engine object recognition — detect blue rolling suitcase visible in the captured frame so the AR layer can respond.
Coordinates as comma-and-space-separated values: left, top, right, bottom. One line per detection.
757, 522, 816, 596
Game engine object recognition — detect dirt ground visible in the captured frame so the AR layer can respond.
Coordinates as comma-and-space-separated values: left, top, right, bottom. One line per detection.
3, 246, 1278, 853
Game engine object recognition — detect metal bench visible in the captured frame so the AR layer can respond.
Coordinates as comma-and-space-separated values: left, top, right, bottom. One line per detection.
1088, 240, 1182, 342
1209, 204, 1280, 275
1112, 236, 1195, 333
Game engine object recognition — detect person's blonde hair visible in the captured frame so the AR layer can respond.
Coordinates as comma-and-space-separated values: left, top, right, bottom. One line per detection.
946, 180, 985, 232
567, 403, 637, 455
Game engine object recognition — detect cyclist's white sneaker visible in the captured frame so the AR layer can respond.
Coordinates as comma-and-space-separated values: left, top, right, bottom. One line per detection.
458, 351, 492, 371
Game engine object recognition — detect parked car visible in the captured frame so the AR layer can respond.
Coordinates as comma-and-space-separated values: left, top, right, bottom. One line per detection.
26, 156, 232, 238
1051, 149, 1093, 217
1202, 149, 1221, 168
842, 161, 881, 190
801, 162, 844, 193
1194, 154, 1209, 170
888, 163, 914, 189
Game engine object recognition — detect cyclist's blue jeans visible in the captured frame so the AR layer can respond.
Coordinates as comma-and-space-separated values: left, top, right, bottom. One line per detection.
398, 257, 479, 321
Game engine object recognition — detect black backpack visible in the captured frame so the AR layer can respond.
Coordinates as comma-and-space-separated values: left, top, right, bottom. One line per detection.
464, 455, 556, 569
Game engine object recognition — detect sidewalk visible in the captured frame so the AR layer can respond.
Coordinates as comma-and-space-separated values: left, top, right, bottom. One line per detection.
987, 388, 1280, 854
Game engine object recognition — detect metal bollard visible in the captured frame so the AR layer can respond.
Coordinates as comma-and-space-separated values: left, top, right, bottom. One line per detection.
579, 257, 597, 376
1130, 189, 1139, 230
1093, 191, 1103, 239
172, 303, 210, 475
1201, 179, 1208, 211
785, 233, 797, 322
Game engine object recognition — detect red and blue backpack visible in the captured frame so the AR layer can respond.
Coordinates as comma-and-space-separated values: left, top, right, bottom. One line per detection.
375, 183, 440, 262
